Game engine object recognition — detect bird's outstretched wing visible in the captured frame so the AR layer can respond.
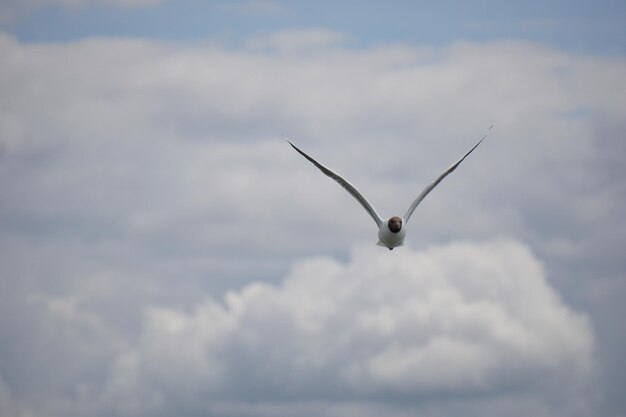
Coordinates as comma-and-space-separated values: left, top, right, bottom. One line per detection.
287, 140, 383, 228
404, 125, 493, 223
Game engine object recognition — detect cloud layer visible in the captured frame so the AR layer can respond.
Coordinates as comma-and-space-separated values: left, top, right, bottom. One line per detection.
140, 240, 591, 395
7, 240, 594, 417
0, 30, 624, 416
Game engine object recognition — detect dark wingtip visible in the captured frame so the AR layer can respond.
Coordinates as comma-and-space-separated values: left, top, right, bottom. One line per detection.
286, 139, 300, 153
285, 139, 315, 164
281, 133, 293, 145
284, 136, 297, 149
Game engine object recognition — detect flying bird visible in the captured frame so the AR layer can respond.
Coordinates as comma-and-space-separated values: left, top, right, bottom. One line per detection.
287, 125, 493, 250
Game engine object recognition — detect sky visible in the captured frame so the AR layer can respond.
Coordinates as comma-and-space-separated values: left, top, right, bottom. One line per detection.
0, 1, 625, 417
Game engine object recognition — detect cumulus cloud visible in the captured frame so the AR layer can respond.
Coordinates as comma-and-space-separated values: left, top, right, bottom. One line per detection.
1, 240, 590, 416
88, 240, 591, 416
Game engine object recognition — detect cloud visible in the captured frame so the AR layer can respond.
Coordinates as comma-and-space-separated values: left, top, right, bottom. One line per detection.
60, 240, 592, 417
0, 239, 592, 416
0, 376, 23, 417
0, 31, 625, 416
248, 28, 351, 52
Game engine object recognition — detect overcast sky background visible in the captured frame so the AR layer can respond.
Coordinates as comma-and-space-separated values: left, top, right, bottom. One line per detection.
1, 1, 625, 416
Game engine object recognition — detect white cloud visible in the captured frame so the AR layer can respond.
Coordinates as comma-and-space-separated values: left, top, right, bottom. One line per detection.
248, 28, 351, 52
94, 240, 591, 416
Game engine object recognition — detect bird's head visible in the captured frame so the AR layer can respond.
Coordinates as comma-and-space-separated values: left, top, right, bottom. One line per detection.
388, 216, 403, 233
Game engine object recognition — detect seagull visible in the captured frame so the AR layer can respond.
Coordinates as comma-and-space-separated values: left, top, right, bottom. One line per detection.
287, 125, 493, 250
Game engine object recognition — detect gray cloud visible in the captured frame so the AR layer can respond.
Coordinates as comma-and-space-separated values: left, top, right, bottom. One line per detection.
3, 241, 593, 417
0, 31, 624, 416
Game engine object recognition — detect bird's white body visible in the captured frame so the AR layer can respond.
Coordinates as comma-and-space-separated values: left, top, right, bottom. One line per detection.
288, 125, 492, 250
377, 220, 407, 249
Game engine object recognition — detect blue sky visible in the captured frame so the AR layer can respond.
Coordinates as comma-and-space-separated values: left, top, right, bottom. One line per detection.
4, 0, 626, 54
1, 1, 626, 417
